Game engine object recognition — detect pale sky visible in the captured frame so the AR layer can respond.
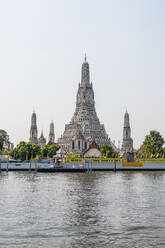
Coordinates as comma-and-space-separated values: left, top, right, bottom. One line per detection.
0, 0, 165, 149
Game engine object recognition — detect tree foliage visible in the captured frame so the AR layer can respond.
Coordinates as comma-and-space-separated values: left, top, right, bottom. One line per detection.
41, 144, 60, 158
142, 130, 164, 156
11, 142, 60, 160
100, 144, 118, 158
0, 129, 10, 152
11, 142, 41, 161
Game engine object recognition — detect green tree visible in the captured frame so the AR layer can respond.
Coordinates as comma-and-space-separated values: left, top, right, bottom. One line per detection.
142, 130, 164, 156
41, 145, 49, 158
100, 144, 118, 158
32, 144, 41, 158
41, 144, 60, 158
0, 129, 10, 152
11, 142, 41, 161
47, 144, 60, 157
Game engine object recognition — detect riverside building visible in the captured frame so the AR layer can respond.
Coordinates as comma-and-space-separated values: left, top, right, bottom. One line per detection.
58, 56, 117, 153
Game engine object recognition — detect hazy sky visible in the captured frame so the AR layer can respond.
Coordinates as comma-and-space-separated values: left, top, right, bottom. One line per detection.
0, 0, 165, 149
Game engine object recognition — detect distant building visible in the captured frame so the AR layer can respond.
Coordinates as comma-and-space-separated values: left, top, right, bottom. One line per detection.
58, 56, 117, 153
38, 131, 46, 148
29, 112, 56, 147
48, 120, 55, 144
29, 111, 38, 144
121, 110, 133, 153
9, 142, 14, 151
3, 142, 14, 152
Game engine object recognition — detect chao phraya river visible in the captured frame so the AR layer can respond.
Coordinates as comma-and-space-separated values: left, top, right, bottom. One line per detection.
0, 171, 165, 248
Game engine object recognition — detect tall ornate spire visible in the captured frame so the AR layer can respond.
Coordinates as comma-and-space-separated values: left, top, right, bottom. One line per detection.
58, 57, 118, 153
84, 53, 87, 62
38, 130, 46, 148
48, 120, 55, 144
81, 55, 90, 87
41, 129, 44, 137
124, 109, 130, 128
29, 111, 38, 144
121, 110, 133, 153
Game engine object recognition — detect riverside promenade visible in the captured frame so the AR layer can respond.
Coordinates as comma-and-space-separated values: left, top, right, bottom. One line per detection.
1, 159, 165, 172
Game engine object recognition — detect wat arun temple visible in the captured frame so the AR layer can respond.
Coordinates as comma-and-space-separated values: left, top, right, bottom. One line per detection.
29, 56, 134, 154
58, 56, 117, 153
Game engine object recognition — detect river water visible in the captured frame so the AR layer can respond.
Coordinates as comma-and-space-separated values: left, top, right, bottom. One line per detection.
0, 171, 165, 248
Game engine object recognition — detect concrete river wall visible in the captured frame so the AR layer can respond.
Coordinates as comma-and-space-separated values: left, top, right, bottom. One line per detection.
1, 160, 165, 171
63, 161, 165, 170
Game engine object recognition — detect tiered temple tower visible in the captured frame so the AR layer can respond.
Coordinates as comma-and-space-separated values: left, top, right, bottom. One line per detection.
58, 56, 117, 152
29, 111, 38, 144
38, 130, 46, 148
48, 121, 55, 144
121, 110, 133, 153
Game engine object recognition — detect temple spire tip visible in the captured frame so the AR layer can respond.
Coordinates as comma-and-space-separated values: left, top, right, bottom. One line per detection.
84, 53, 87, 62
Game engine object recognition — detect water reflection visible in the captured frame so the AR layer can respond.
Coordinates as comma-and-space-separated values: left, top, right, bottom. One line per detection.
0, 172, 165, 247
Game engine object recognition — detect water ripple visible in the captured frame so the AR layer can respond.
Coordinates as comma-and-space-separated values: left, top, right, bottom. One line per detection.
0, 171, 165, 247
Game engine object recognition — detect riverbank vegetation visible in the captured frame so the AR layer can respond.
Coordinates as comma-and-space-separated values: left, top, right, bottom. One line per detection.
10, 142, 60, 161
100, 144, 118, 158
1, 129, 165, 160
0, 129, 13, 152
137, 130, 165, 158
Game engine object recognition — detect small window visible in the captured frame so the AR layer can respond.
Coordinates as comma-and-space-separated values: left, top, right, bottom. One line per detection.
78, 140, 80, 150
85, 142, 87, 150
72, 141, 75, 150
